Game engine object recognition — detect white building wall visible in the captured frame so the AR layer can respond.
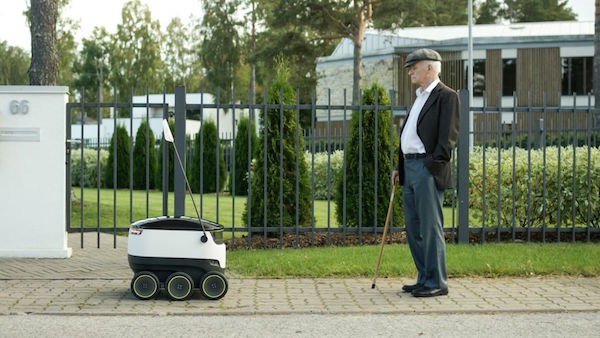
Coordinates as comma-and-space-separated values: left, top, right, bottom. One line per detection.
71, 93, 249, 142
316, 54, 395, 121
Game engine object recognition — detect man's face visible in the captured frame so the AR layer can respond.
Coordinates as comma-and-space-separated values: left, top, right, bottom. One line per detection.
407, 61, 429, 88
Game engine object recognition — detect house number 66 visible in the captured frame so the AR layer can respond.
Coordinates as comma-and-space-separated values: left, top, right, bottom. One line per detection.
9, 100, 29, 115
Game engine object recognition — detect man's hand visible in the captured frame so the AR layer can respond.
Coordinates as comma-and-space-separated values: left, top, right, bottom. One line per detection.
392, 170, 399, 185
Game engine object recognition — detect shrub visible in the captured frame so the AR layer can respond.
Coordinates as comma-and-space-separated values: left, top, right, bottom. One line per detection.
103, 124, 130, 188
132, 120, 158, 190
307, 150, 344, 200
335, 83, 403, 228
469, 146, 600, 228
244, 64, 312, 228
190, 119, 226, 193
230, 117, 258, 195
71, 148, 109, 187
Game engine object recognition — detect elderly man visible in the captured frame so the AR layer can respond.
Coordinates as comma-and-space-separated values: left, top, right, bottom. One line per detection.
392, 48, 460, 297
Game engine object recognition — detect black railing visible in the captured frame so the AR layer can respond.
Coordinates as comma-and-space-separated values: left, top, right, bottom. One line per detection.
65, 86, 600, 249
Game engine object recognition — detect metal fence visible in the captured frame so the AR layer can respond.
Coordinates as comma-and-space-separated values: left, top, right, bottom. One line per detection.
65, 86, 600, 249
81, 126, 346, 175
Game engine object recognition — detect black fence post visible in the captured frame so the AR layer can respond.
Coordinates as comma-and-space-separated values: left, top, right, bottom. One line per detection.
457, 90, 470, 244
65, 104, 72, 232
174, 86, 186, 217
162, 90, 169, 216
534, 118, 544, 149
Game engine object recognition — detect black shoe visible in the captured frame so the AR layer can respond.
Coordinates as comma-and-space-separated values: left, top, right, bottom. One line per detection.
411, 287, 449, 297
401, 283, 423, 293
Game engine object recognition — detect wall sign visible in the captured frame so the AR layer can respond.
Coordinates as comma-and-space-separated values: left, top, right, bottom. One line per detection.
0, 128, 40, 142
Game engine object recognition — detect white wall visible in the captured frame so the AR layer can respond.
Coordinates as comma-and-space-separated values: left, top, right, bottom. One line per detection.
70, 118, 158, 142
132, 93, 249, 137
71, 92, 250, 141
0, 86, 72, 258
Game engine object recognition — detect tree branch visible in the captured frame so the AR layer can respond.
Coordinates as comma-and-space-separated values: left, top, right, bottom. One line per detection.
312, 3, 355, 38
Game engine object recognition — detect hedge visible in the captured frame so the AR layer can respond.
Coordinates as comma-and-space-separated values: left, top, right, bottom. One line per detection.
307, 150, 343, 200
71, 148, 109, 188
469, 146, 600, 228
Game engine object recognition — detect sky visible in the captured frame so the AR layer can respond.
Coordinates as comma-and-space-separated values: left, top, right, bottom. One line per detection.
0, 0, 595, 52
0, 0, 202, 51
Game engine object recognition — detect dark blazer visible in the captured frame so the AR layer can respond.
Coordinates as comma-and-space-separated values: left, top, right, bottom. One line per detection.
397, 81, 460, 190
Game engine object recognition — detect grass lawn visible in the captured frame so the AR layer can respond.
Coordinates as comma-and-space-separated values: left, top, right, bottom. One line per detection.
70, 187, 461, 230
71, 188, 250, 229
227, 243, 600, 278
69, 189, 599, 278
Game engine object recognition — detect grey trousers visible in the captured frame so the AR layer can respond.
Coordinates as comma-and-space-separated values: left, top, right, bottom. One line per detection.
402, 158, 447, 290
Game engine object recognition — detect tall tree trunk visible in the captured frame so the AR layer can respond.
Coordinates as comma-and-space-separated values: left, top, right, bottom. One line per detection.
250, 0, 256, 106
595, 0, 600, 127
29, 0, 58, 85
351, 1, 372, 105
352, 31, 363, 105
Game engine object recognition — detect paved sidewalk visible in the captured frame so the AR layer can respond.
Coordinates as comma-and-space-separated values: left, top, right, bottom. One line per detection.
0, 233, 599, 315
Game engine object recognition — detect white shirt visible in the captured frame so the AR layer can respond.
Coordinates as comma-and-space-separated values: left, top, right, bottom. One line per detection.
401, 79, 440, 154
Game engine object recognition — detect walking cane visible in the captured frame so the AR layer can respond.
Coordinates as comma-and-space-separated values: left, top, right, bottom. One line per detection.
371, 181, 397, 289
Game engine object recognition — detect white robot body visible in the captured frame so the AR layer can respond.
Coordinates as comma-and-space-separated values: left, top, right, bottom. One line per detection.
128, 217, 226, 268
127, 216, 228, 301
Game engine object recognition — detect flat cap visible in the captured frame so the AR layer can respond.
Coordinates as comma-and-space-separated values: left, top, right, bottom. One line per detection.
404, 48, 442, 68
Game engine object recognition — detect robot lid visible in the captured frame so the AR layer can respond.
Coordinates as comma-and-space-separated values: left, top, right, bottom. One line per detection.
130, 216, 223, 232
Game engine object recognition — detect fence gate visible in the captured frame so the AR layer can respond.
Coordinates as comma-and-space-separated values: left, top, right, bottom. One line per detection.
65, 87, 172, 248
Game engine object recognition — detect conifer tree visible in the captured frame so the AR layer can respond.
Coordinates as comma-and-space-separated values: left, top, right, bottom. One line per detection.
104, 124, 130, 188
335, 83, 403, 228
230, 117, 258, 195
133, 120, 157, 190
244, 62, 311, 228
191, 120, 226, 193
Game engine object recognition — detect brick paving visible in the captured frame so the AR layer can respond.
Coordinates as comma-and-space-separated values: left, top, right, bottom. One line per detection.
0, 233, 598, 315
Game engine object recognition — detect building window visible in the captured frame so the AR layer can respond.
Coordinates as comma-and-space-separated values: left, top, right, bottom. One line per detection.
473, 59, 485, 97
463, 59, 485, 97
561, 57, 593, 95
502, 59, 516, 96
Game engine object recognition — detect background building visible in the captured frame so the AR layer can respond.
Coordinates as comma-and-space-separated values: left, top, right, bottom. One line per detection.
316, 21, 594, 133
